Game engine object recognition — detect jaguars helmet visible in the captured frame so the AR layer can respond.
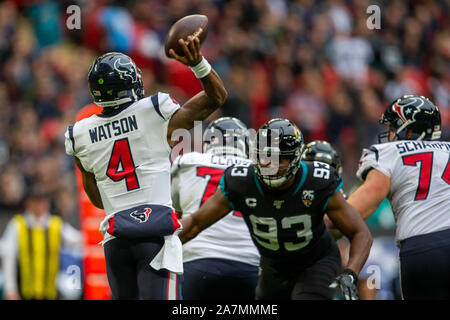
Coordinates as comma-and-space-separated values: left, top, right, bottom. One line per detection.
203, 117, 249, 158
301, 140, 343, 176
88, 52, 144, 108
254, 118, 304, 189
378, 95, 441, 143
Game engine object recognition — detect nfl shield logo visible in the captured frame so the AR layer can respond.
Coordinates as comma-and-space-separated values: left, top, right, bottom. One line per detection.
302, 190, 314, 207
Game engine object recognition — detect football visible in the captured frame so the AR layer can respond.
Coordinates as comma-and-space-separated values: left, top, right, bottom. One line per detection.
164, 14, 209, 58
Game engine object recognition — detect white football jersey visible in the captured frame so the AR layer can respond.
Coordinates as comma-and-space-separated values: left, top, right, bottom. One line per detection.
65, 93, 180, 240
171, 152, 260, 266
357, 140, 450, 242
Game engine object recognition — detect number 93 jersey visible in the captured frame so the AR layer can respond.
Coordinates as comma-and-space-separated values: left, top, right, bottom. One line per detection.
357, 141, 450, 242
219, 161, 343, 264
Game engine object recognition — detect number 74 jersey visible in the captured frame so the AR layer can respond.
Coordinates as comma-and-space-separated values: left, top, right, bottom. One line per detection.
219, 161, 343, 263
357, 141, 450, 242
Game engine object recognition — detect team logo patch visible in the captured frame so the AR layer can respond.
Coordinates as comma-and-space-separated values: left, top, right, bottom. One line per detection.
245, 198, 257, 208
130, 207, 152, 223
302, 190, 315, 207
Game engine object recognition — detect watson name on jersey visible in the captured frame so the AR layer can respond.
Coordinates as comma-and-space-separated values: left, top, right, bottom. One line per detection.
357, 141, 450, 243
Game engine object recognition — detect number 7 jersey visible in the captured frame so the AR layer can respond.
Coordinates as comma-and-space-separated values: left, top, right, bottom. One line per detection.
64, 93, 180, 217
357, 141, 450, 242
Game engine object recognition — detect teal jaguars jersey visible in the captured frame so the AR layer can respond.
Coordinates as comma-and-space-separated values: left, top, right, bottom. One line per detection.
219, 160, 343, 264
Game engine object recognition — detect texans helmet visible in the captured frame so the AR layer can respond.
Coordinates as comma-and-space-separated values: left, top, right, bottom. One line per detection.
254, 118, 304, 189
203, 117, 249, 158
88, 52, 144, 107
301, 140, 343, 176
378, 95, 441, 143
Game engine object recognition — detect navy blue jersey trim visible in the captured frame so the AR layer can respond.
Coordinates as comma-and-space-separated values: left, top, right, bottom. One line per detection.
151, 94, 165, 120
369, 146, 379, 162
96, 102, 133, 118
361, 167, 374, 181
68, 125, 75, 152
322, 180, 344, 213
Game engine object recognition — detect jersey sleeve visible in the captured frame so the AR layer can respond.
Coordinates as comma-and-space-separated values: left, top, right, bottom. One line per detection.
64, 125, 76, 156
356, 144, 396, 181
153, 92, 181, 121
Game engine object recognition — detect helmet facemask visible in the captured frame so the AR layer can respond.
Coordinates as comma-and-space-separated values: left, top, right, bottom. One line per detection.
255, 149, 302, 189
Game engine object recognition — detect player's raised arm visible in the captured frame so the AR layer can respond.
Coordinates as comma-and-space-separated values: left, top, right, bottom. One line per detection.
167, 36, 227, 141
179, 188, 232, 244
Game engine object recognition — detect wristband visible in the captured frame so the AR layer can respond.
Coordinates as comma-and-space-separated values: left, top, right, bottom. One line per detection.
190, 57, 211, 79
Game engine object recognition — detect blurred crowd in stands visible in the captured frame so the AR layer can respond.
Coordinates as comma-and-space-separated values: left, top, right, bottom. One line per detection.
0, 0, 449, 227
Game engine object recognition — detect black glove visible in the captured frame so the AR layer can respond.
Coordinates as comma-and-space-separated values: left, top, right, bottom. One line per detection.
329, 269, 359, 300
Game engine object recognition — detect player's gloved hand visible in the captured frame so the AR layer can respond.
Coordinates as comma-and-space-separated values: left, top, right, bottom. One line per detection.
329, 269, 359, 300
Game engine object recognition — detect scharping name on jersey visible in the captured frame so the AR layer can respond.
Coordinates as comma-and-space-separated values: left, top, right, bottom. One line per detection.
394, 140, 450, 154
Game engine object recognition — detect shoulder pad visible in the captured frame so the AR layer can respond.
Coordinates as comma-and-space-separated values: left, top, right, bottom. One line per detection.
151, 92, 180, 121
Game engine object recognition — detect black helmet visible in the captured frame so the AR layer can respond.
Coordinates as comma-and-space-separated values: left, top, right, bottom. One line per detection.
203, 117, 249, 158
378, 95, 441, 143
88, 52, 144, 107
254, 118, 304, 188
301, 140, 343, 176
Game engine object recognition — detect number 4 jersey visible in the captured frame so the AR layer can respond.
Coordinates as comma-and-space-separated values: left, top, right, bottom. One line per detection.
357, 141, 450, 242
64, 93, 180, 242
219, 161, 343, 265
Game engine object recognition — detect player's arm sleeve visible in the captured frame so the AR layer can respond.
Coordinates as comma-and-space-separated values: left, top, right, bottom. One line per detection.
218, 168, 237, 210
356, 145, 393, 181
64, 125, 76, 156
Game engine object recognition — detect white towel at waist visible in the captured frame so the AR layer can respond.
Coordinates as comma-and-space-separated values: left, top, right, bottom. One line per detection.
150, 228, 183, 275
